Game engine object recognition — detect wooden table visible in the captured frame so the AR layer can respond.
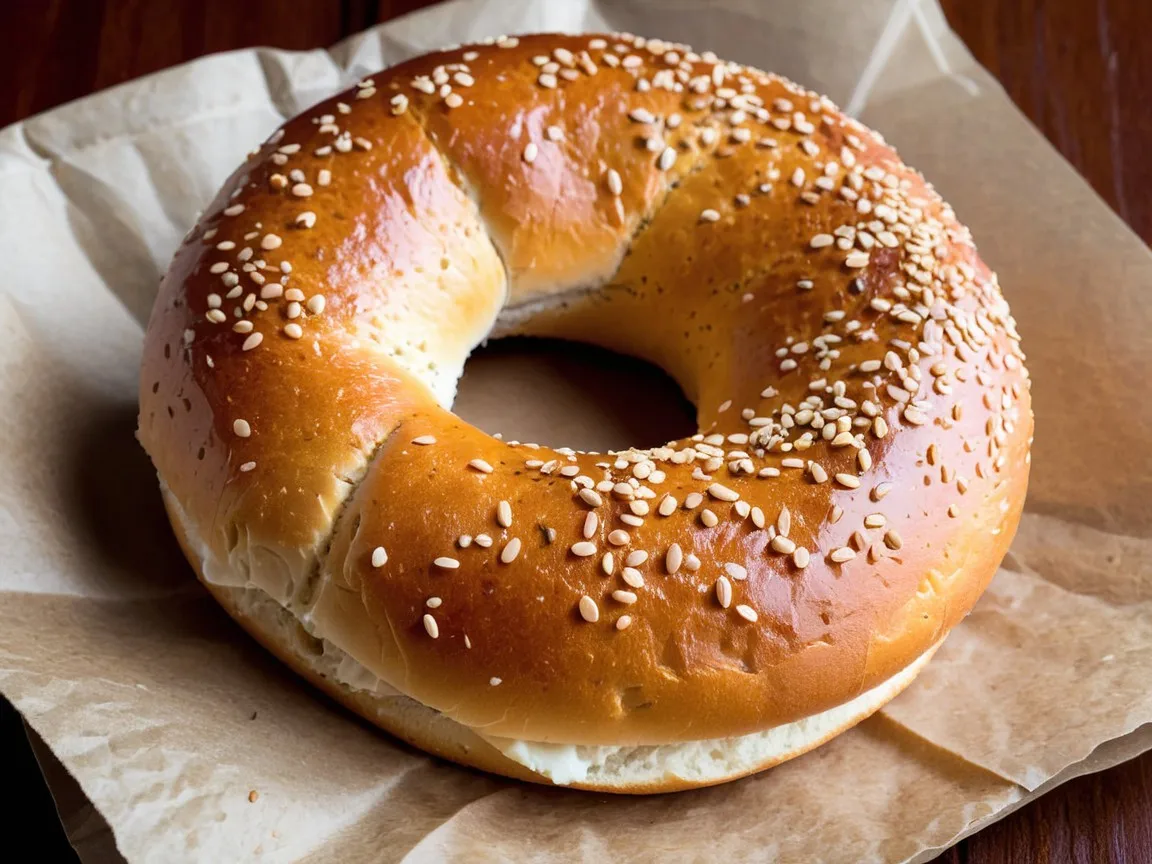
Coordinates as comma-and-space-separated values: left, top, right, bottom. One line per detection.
1, 2, 1149, 861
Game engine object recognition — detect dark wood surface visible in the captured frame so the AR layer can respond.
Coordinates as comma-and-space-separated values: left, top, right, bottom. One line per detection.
2, 1, 1150, 861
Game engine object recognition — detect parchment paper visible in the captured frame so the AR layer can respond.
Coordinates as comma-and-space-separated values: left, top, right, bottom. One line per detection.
2, 0, 1150, 861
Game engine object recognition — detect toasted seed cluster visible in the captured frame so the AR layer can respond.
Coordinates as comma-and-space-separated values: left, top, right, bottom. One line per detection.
179, 32, 1029, 691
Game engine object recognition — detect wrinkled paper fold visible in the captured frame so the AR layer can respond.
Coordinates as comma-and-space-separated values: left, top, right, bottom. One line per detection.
2, 0, 1150, 861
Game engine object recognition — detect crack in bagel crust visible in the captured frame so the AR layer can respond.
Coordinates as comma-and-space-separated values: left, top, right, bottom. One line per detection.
139, 32, 1032, 777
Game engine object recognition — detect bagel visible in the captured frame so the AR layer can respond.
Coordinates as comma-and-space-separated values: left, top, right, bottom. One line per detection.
138, 32, 1032, 792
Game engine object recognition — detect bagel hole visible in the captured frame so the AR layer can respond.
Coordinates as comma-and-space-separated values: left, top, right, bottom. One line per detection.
453, 337, 695, 452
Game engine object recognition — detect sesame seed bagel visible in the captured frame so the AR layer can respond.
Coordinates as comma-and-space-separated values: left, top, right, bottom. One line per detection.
139, 32, 1031, 790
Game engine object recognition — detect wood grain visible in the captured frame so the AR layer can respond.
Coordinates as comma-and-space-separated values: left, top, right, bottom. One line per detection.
0, 0, 347, 123
0, 1, 1150, 861
941, 0, 1152, 243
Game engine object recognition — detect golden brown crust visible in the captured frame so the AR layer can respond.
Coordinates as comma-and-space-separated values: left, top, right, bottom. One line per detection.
140, 33, 1031, 752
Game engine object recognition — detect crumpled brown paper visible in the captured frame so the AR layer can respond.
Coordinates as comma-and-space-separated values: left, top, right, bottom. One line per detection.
1, 0, 1150, 861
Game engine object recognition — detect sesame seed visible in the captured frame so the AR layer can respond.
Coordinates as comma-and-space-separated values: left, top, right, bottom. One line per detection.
606, 168, 623, 196
715, 576, 732, 608
724, 562, 747, 581
835, 473, 861, 489
830, 547, 856, 563
700, 208, 721, 223
778, 506, 791, 537
496, 500, 512, 528
657, 495, 678, 516
468, 458, 494, 474
290, 209, 317, 230
571, 541, 597, 557
658, 146, 676, 171
735, 604, 758, 622
523, 142, 539, 163
884, 530, 903, 549
831, 431, 856, 447
684, 492, 703, 509
903, 406, 928, 425
810, 233, 834, 249
700, 509, 719, 528
412, 435, 436, 445
770, 535, 796, 554
601, 552, 615, 576
371, 546, 388, 568
809, 462, 829, 483
458, 534, 472, 548
239, 461, 256, 473
434, 557, 460, 570
793, 547, 810, 568
233, 418, 251, 438
579, 488, 603, 507
490, 676, 502, 686
444, 93, 464, 108
583, 512, 599, 539
578, 595, 600, 622
475, 534, 493, 548
845, 252, 870, 268
612, 589, 637, 605
607, 529, 630, 546
666, 543, 683, 574
626, 550, 648, 566
223, 204, 245, 217
500, 537, 522, 564
707, 483, 739, 502
546, 125, 563, 141
616, 615, 633, 631
306, 295, 326, 314
291, 183, 313, 198
622, 567, 644, 588
423, 614, 439, 638
241, 332, 263, 351
261, 233, 282, 250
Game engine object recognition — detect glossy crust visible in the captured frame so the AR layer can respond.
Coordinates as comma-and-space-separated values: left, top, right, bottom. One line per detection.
139, 33, 1031, 758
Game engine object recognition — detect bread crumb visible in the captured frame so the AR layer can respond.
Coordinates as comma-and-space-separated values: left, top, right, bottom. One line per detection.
248, 790, 259, 803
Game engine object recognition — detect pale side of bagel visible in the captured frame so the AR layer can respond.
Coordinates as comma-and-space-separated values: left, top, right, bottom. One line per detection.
182, 513, 939, 792
139, 32, 1031, 781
